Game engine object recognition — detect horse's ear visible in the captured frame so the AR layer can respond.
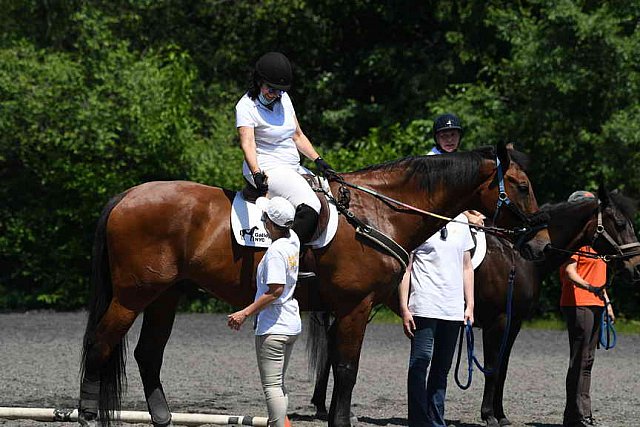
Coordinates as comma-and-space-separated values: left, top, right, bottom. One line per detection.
497, 141, 511, 170
597, 179, 610, 207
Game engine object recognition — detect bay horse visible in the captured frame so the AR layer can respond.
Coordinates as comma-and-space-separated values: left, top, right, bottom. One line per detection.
77, 143, 550, 427
308, 185, 639, 427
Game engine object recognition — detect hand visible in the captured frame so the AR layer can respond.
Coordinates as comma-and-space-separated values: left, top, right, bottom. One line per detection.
314, 157, 340, 181
587, 284, 605, 298
464, 210, 486, 227
401, 311, 416, 339
464, 307, 475, 326
227, 310, 248, 331
606, 302, 615, 323
252, 171, 268, 195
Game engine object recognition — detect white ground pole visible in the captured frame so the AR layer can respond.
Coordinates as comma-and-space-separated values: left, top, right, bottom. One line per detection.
0, 407, 269, 426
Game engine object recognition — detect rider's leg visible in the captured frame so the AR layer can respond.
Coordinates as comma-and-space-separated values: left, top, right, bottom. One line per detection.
265, 167, 321, 245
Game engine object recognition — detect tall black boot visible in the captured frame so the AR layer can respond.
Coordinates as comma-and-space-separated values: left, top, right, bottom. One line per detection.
291, 203, 319, 245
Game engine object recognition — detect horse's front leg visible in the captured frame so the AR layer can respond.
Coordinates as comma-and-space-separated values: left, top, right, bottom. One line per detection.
328, 299, 372, 427
492, 320, 522, 427
480, 317, 503, 427
134, 285, 182, 427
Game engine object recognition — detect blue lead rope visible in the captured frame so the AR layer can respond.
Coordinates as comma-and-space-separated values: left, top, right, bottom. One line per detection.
454, 266, 516, 390
599, 306, 616, 350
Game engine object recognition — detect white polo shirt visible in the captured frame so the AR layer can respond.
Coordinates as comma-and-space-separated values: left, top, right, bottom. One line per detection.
254, 231, 301, 336
408, 214, 475, 321
235, 92, 299, 175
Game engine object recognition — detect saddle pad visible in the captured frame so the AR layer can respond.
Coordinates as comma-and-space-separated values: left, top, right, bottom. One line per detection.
470, 228, 487, 270
231, 191, 339, 249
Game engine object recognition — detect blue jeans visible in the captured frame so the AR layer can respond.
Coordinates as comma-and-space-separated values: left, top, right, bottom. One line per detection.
408, 317, 461, 427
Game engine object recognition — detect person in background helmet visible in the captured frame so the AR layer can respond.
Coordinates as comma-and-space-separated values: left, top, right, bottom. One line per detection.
235, 52, 338, 245
430, 113, 463, 155
429, 113, 485, 228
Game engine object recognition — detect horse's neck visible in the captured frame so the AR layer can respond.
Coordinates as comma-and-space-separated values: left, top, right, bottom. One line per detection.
344, 160, 485, 252
538, 201, 598, 275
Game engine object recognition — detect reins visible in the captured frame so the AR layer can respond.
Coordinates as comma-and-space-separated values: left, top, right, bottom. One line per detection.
324, 155, 545, 247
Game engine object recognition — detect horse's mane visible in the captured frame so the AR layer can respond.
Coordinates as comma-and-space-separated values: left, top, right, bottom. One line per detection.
350, 145, 530, 193
610, 190, 638, 219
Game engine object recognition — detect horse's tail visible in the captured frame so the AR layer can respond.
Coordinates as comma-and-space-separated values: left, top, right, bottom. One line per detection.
80, 191, 128, 426
307, 311, 332, 380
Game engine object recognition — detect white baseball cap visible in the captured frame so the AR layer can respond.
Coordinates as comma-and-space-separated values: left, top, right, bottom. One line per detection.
256, 196, 296, 228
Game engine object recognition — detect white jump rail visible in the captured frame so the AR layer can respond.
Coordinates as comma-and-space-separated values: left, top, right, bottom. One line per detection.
0, 407, 269, 426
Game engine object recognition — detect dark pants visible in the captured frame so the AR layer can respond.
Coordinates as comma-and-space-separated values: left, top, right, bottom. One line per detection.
561, 306, 603, 425
407, 317, 460, 427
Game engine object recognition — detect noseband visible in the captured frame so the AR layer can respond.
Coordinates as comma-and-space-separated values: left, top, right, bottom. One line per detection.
591, 204, 640, 261
492, 156, 549, 249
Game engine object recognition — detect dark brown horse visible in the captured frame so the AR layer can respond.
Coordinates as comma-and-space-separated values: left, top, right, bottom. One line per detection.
309, 185, 639, 427
78, 143, 550, 427
474, 185, 639, 427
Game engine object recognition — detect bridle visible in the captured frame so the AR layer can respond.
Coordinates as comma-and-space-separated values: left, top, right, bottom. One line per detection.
491, 156, 549, 249
590, 203, 640, 262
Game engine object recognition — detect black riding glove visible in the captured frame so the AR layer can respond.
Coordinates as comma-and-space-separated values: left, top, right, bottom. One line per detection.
252, 171, 268, 195
314, 157, 339, 181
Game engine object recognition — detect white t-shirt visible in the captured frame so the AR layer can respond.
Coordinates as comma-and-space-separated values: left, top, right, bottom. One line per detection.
235, 92, 300, 175
408, 214, 475, 321
254, 231, 301, 336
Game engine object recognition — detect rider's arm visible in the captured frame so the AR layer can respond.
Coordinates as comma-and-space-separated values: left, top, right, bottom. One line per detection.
238, 126, 261, 174
292, 116, 321, 161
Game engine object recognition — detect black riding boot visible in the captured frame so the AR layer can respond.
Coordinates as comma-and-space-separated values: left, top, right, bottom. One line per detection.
291, 203, 319, 245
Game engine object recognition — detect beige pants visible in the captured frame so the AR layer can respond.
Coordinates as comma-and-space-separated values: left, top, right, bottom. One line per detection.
255, 334, 298, 427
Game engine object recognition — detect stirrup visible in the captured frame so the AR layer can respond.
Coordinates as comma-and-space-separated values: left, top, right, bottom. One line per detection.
298, 271, 316, 279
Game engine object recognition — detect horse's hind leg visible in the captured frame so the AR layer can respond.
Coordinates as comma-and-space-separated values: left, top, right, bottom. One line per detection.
311, 314, 333, 420
134, 285, 182, 427
80, 300, 138, 425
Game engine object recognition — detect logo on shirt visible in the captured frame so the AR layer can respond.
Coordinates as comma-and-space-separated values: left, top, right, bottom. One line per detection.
240, 226, 269, 243
287, 254, 298, 269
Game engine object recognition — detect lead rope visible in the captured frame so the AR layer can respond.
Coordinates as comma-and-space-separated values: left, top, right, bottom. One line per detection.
454, 251, 517, 390
598, 274, 617, 350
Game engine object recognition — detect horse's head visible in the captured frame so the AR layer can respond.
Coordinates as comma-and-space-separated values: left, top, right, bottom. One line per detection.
590, 185, 640, 282
475, 142, 550, 261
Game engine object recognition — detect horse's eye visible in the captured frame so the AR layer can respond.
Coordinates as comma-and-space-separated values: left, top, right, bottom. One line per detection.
517, 183, 530, 194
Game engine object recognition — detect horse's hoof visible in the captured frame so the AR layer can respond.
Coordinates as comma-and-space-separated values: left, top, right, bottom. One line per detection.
314, 410, 328, 421
498, 418, 512, 426
484, 416, 500, 427
77, 418, 96, 427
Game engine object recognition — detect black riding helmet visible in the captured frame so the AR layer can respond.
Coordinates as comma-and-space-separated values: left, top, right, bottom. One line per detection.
254, 52, 292, 91
432, 113, 463, 142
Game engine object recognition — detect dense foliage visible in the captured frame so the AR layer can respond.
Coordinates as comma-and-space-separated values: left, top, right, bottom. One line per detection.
1, 1, 638, 316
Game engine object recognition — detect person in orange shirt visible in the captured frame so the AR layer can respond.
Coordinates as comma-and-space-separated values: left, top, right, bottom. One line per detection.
559, 191, 615, 427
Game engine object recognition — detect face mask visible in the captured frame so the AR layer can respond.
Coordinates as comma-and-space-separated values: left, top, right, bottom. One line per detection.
258, 92, 277, 106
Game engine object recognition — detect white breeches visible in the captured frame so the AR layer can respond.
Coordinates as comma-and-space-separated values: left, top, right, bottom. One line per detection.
245, 166, 321, 213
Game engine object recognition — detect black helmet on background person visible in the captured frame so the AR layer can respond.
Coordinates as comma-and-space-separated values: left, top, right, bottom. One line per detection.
254, 52, 292, 90
432, 113, 463, 142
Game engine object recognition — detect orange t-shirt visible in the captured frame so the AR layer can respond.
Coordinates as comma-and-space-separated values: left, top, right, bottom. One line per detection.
559, 246, 606, 307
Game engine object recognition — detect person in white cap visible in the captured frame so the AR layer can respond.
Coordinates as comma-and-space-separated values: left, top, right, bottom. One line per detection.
227, 196, 300, 427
